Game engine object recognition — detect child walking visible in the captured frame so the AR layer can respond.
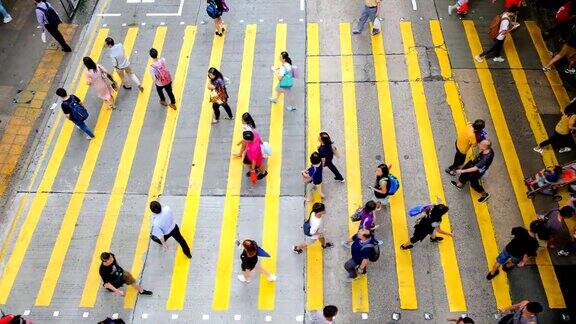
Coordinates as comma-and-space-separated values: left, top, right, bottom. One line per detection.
302, 152, 324, 202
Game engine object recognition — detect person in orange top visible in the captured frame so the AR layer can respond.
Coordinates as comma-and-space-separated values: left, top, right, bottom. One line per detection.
445, 119, 486, 176
534, 103, 576, 154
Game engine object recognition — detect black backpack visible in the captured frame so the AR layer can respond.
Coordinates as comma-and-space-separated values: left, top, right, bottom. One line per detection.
360, 241, 380, 262
66, 96, 89, 122
36, 1, 62, 25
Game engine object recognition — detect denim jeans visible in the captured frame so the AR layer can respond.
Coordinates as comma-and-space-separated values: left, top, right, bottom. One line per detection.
72, 119, 95, 138
0, 2, 9, 19
356, 5, 377, 33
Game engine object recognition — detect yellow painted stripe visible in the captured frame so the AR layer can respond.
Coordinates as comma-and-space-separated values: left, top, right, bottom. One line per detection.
0, 28, 109, 304
338, 23, 369, 312
304, 22, 324, 311
400, 21, 467, 312
79, 26, 168, 308
370, 27, 417, 310
463, 21, 565, 308
524, 21, 576, 233
167, 25, 254, 310
123, 26, 199, 309
430, 20, 511, 309
257, 23, 288, 311
35, 27, 139, 306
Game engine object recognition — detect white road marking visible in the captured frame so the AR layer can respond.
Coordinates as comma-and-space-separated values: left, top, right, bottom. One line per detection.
112, 314, 119, 319
362, 313, 369, 320
160, 22, 166, 25
279, 18, 284, 22
202, 314, 210, 320
411, 0, 417, 10
296, 315, 304, 322
141, 313, 149, 319
265, 315, 272, 322
142, 0, 155, 2
127, 0, 140, 3
97, 13, 121, 17
122, 23, 127, 26
23, 310, 30, 316
171, 314, 179, 319
141, 22, 146, 25
300, 0, 304, 10
180, 21, 185, 25
259, 18, 264, 22
146, 0, 185, 16
240, 19, 244, 23
234, 315, 241, 321
299, 18, 304, 22
83, 312, 89, 318
53, 311, 59, 317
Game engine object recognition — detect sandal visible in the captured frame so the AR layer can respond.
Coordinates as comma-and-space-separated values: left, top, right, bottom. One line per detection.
400, 244, 413, 250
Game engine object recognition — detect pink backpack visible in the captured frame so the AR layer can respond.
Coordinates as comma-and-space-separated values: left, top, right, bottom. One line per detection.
153, 60, 172, 85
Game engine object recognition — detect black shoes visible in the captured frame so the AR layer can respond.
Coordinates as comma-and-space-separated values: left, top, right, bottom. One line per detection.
140, 290, 153, 295
486, 269, 499, 280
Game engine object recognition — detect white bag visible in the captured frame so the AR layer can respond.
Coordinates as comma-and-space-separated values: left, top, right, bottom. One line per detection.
372, 17, 381, 35
261, 142, 272, 158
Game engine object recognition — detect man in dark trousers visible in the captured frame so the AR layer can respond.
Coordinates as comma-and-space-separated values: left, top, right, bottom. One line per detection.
451, 139, 494, 203
56, 88, 94, 139
149, 201, 192, 259
34, 0, 71, 52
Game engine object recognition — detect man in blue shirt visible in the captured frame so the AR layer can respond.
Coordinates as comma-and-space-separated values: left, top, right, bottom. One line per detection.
344, 228, 377, 280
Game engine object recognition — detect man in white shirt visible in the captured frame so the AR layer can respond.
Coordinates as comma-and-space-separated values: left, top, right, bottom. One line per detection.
105, 37, 143, 92
149, 201, 191, 258
293, 202, 333, 254
475, 7, 519, 63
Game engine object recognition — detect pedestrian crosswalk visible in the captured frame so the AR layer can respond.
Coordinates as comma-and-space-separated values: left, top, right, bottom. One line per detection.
0, 18, 573, 321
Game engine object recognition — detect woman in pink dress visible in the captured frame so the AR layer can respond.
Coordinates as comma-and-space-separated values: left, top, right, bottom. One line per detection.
235, 130, 268, 181
83, 56, 116, 109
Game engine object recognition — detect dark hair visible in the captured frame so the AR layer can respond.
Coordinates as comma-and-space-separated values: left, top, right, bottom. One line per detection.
429, 204, 449, 218
323, 305, 338, 318
243, 130, 254, 141
364, 200, 377, 213
511, 226, 529, 237
208, 67, 224, 82
56, 88, 67, 97
560, 205, 575, 218
149, 48, 158, 59
310, 152, 321, 165
319, 132, 333, 146
105, 37, 115, 46
377, 164, 389, 177
564, 101, 576, 115
507, 5, 520, 13
83, 57, 97, 71
149, 201, 162, 214
280, 51, 292, 65
459, 317, 474, 324
526, 301, 543, 314
100, 252, 112, 261
242, 112, 256, 129
242, 240, 257, 257
311, 202, 325, 214
472, 119, 485, 131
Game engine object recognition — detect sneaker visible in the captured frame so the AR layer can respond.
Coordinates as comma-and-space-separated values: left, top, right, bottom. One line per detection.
558, 250, 570, 257
169, 103, 177, 110
269, 97, 277, 103
237, 274, 250, 283
257, 171, 268, 180
377, 240, 384, 246
542, 66, 552, 72
448, 5, 454, 15
292, 246, 303, 254
474, 55, 484, 63
559, 147, 572, 154
493, 57, 505, 62
322, 242, 334, 249
123, 85, 132, 90
86, 135, 94, 140
159, 100, 168, 106
267, 274, 277, 282
400, 244, 413, 250
430, 236, 444, 243
185, 252, 192, 259
334, 177, 345, 183
212, 118, 219, 124
352, 29, 361, 35
533, 146, 544, 154
444, 168, 456, 176
486, 269, 499, 280
450, 180, 463, 190
3, 15, 12, 23
140, 290, 153, 296
566, 68, 576, 74
341, 241, 352, 249
138, 86, 144, 92
286, 106, 296, 111
478, 193, 490, 203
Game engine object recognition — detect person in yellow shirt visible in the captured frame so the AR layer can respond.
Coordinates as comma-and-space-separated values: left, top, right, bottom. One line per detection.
445, 119, 486, 176
352, 0, 381, 35
534, 105, 576, 154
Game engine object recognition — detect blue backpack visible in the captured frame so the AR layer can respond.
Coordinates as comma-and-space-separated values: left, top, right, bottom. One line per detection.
386, 175, 400, 195
303, 212, 312, 236
67, 96, 89, 122
408, 204, 432, 217
206, 0, 221, 18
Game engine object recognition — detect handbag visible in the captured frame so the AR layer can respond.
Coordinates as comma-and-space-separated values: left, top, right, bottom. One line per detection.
100, 66, 118, 91
209, 88, 225, 104
372, 17, 381, 34
278, 67, 294, 89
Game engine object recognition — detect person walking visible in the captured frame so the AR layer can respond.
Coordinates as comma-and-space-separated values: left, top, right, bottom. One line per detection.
352, 0, 381, 35
343, 228, 379, 281
236, 239, 276, 283
448, 0, 469, 16
448, 315, 475, 323
293, 202, 333, 254
474, 7, 519, 63
105, 37, 143, 92
344, 201, 384, 247
236, 112, 258, 151
302, 152, 325, 202
99, 252, 152, 297
206, 0, 227, 36
149, 48, 176, 110
533, 103, 576, 154
0, 1, 12, 23
531, 205, 575, 248
236, 130, 268, 181
497, 300, 542, 324
269, 51, 296, 111
149, 201, 192, 258
486, 226, 539, 280
83, 56, 116, 109
318, 132, 345, 182
35, 0, 71, 52
400, 204, 452, 250
450, 139, 494, 203
208, 67, 233, 123
56, 88, 94, 139
308, 305, 338, 324
370, 163, 400, 209
445, 119, 486, 175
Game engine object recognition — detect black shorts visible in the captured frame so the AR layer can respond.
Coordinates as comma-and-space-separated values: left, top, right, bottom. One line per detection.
243, 155, 251, 165
241, 255, 258, 271
410, 224, 434, 243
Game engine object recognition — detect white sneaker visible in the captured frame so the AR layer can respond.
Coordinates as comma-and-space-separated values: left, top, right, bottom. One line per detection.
474, 55, 484, 63
3, 15, 12, 23
286, 106, 296, 111
558, 250, 570, 257
86, 135, 94, 140
237, 274, 249, 283
267, 274, 277, 281
559, 147, 572, 154
533, 146, 544, 154
448, 5, 454, 15
269, 97, 277, 103
566, 68, 576, 74
493, 57, 505, 62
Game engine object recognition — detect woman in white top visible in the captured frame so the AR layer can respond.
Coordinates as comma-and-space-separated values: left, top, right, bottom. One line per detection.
269, 51, 296, 111
293, 202, 334, 254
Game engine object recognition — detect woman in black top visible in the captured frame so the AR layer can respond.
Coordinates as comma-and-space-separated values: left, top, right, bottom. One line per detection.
401, 204, 453, 250
207, 67, 233, 123
237, 239, 277, 283
486, 226, 539, 280
317, 132, 344, 182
